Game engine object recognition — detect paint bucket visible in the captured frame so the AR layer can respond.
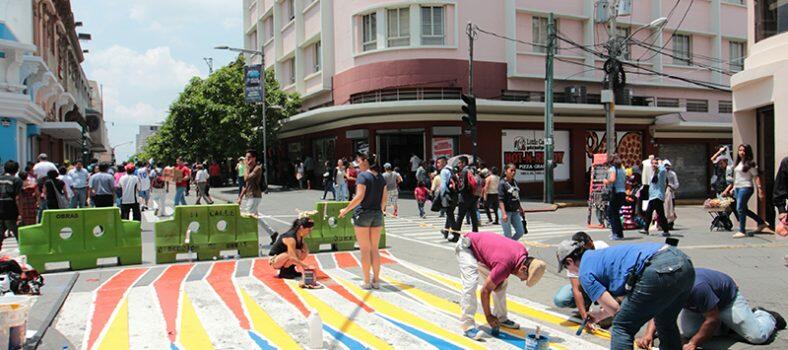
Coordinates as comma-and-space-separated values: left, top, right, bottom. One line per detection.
524, 333, 549, 350
0, 296, 33, 350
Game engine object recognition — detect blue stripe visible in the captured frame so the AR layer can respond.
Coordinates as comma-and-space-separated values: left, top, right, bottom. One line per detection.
379, 315, 462, 350
322, 325, 366, 350
491, 329, 525, 348
169, 343, 180, 350
248, 330, 276, 350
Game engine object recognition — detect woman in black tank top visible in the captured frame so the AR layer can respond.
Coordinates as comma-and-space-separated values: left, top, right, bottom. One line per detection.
269, 217, 315, 279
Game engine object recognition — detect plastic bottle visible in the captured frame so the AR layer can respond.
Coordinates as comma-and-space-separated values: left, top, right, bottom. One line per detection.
307, 309, 323, 348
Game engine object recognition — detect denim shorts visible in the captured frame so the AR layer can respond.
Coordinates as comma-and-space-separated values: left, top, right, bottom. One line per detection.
353, 209, 384, 228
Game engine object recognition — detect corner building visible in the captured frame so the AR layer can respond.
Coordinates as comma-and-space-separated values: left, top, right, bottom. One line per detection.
243, 0, 746, 199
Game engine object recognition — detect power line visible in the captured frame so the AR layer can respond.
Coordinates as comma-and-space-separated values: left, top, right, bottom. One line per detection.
635, 0, 683, 60
640, 0, 695, 62
473, 25, 543, 49
631, 40, 735, 76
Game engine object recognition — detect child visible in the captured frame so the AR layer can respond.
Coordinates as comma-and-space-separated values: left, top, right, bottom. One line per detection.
414, 181, 429, 218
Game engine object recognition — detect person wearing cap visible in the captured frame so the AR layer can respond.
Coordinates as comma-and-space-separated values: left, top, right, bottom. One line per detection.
553, 232, 609, 327
559, 241, 695, 350
382, 163, 402, 217
663, 160, 679, 230
710, 146, 733, 195
640, 157, 671, 237
32, 153, 57, 180
455, 231, 546, 340
119, 163, 141, 221
269, 217, 316, 279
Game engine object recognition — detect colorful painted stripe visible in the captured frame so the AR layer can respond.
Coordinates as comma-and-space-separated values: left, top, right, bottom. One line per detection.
288, 280, 394, 350
177, 292, 214, 350
331, 273, 486, 350
153, 264, 194, 343
87, 268, 148, 350
333, 252, 359, 269
303, 255, 374, 313
95, 299, 129, 350
379, 250, 396, 265
240, 288, 300, 349
252, 259, 310, 316
206, 261, 250, 329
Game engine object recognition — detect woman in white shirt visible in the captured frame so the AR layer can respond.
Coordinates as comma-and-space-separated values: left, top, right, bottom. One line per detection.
723, 144, 769, 238
194, 164, 214, 205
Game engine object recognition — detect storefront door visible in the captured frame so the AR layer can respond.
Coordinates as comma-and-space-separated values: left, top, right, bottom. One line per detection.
757, 106, 775, 225
376, 130, 425, 173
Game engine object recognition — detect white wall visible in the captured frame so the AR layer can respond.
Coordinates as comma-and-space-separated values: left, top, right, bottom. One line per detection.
0, 0, 34, 44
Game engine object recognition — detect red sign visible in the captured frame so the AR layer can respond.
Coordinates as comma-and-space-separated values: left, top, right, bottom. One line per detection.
432, 137, 454, 158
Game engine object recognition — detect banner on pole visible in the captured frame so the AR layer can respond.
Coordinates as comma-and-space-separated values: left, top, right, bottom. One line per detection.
244, 64, 264, 104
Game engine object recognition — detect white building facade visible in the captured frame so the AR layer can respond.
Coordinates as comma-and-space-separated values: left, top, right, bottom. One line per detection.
136, 124, 160, 155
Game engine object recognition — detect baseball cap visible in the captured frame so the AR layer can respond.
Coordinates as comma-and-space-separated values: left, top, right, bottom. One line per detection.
38, 153, 48, 160
125, 163, 136, 171
556, 239, 582, 273
525, 258, 546, 287
663, 159, 671, 167
383, 163, 392, 169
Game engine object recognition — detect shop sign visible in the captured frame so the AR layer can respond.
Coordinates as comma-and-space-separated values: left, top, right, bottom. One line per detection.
244, 64, 264, 104
432, 137, 454, 159
501, 129, 570, 183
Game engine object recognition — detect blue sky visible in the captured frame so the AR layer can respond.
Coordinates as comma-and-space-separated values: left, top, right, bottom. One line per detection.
71, 0, 244, 161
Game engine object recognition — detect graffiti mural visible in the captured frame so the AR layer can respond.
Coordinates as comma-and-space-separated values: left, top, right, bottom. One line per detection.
585, 131, 643, 168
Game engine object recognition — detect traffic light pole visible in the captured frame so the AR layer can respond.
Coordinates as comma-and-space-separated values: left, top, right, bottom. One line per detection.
544, 13, 555, 204
466, 22, 478, 167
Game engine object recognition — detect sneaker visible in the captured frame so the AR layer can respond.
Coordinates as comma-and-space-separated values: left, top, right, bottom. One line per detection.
661, 232, 671, 237
277, 266, 301, 279
610, 235, 622, 241
463, 327, 484, 341
449, 233, 460, 243
754, 307, 786, 330
360, 282, 373, 290
371, 280, 380, 289
500, 319, 520, 329
733, 232, 747, 238
441, 229, 449, 239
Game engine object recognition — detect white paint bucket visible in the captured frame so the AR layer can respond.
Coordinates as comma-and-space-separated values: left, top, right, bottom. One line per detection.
0, 296, 33, 350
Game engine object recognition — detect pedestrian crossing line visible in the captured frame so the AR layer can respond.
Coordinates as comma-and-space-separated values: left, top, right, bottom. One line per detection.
239, 288, 300, 350
95, 298, 130, 350
152, 264, 194, 346
86, 268, 148, 350
178, 292, 214, 350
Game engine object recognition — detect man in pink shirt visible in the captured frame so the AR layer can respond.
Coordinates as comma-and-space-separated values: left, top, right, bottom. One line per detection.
456, 231, 546, 340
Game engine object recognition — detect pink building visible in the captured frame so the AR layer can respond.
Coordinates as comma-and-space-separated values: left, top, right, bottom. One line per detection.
243, 0, 747, 199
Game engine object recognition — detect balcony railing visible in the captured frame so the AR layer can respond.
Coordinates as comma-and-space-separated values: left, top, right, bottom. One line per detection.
350, 87, 462, 104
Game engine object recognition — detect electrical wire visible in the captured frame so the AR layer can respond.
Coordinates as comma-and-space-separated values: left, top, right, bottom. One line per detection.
473, 25, 543, 49
631, 41, 735, 76
635, 0, 683, 60
640, 0, 694, 62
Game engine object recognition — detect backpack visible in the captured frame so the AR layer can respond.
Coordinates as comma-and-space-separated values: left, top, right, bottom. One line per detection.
472, 173, 483, 198
151, 171, 165, 189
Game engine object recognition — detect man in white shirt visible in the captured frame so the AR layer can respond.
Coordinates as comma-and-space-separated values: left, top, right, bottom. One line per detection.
554, 232, 610, 329
119, 163, 141, 221
194, 164, 214, 205
68, 161, 90, 208
409, 154, 422, 190
639, 155, 655, 215
32, 153, 57, 180
136, 162, 151, 211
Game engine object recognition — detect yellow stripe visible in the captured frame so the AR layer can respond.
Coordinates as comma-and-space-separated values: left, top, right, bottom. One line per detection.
96, 299, 129, 350
239, 288, 301, 349
287, 280, 393, 350
178, 292, 215, 350
416, 269, 611, 340
331, 274, 487, 350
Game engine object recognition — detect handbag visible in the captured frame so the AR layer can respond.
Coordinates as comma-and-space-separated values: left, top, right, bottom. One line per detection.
49, 180, 69, 209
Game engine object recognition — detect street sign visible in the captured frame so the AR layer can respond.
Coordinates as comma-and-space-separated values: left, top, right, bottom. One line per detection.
244, 64, 264, 104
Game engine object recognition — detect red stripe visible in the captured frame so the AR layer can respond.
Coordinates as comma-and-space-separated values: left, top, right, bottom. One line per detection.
87, 268, 147, 350
303, 256, 375, 313
334, 252, 359, 268
379, 249, 397, 265
252, 259, 310, 316
206, 261, 250, 329
153, 264, 194, 343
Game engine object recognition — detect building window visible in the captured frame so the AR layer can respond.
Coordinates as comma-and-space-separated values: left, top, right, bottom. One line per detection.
362, 13, 377, 51
718, 100, 733, 113
248, 30, 258, 51
285, 0, 295, 22
686, 99, 709, 112
264, 16, 274, 41
723, 0, 744, 4
286, 59, 295, 84
532, 16, 549, 53
657, 97, 680, 108
421, 6, 444, 45
755, 0, 788, 42
387, 7, 410, 47
729, 41, 745, 72
672, 34, 692, 65
313, 41, 321, 72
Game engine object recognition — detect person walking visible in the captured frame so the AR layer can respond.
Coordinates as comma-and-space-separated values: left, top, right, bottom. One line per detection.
603, 155, 627, 240
235, 157, 246, 193
382, 163, 402, 217
321, 160, 336, 200
438, 156, 457, 239
409, 153, 422, 190
664, 160, 679, 230
339, 153, 387, 290
429, 169, 445, 218
304, 156, 315, 190
88, 163, 115, 207
237, 149, 279, 244
334, 159, 348, 201
57, 166, 74, 208
722, 144, 769, 238
498, 164, 526, 241
0, 161, 23, 250
639, 157, 670, 237
150, 163, 168, 217
137, 161, 152, 211
559, 241, 695, 350
17, 172, 38, 226
455, 231, 546, 340
118, 164, 141, 221
68, 161, 89, 208
295, 159, 305, 189
173, 158, 190, 207
414, 181, 429, 218
41, 169, 68, 210
450, 156, 479, 241
194, 164, 214, 205
774, 156, 788, 265
482, 167, 500, 225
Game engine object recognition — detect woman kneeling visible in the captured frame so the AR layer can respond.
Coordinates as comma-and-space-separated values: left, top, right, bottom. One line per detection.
269, 217, 315, 279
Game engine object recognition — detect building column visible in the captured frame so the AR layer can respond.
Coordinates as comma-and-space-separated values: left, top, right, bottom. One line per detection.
651, 0, 664, 83
584, 0, 596, 77
376, 8, 386, 50
410, 4, 421, 47
710, 0, 723, 85
505, 0, 517, 77
295, 0, 305, 93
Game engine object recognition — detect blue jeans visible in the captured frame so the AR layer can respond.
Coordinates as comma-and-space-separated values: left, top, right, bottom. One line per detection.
734, 187, 765, 233
334, 183, 348, 201
680, 291, 776, 344
174, 186, 187, 206
611, 246, 695, 350
608, 192, 625, 237
417, 201, 425, 217
499, 209, 525, 241
553, 283, 592, 309
71, 187, 88, 208
237, 176, 244, 193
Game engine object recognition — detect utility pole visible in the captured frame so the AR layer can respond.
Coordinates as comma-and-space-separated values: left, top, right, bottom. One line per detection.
204, 57, 214, 74
259, 54, 269, 193
603, 0, 621, 158
466, 22, 478, 167
544, 13, 556, 204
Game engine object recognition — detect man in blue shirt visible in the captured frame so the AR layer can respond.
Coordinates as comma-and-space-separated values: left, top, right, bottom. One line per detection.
641, 157, 670, 236
637, 268, 785, 349
559, 241, 695, 350
67, 161, 89, 208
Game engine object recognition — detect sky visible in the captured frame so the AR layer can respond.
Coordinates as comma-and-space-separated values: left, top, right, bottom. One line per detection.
71, 0, 244, 161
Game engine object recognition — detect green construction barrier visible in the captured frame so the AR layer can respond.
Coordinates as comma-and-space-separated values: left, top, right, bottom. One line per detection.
154, 204, 258, 263
18, 207, 142, 271
305, 201, 386, 252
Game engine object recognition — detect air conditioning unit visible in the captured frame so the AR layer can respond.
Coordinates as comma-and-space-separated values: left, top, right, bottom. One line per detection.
595, 0, 610, 23
564, 86, 588, 103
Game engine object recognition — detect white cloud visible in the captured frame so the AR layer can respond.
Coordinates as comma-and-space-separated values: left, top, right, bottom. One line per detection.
222, 17, 243, 30
86, 45, 200, 93
129, 3, 146, 21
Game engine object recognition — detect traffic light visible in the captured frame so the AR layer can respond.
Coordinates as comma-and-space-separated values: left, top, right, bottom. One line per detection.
461, 93, 477, 127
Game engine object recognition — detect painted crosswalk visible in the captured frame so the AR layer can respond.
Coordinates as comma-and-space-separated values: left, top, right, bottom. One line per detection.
384, 215, 608, 249
51, 251, 605, 350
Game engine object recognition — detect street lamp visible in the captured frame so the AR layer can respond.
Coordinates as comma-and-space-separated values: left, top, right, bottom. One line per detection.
110, 141, 133, 164
215, 45, 272, 189
624, 17, 667, 42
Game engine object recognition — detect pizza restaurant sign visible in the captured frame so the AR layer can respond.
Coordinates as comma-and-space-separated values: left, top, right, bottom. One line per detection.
501, 129, 570, 183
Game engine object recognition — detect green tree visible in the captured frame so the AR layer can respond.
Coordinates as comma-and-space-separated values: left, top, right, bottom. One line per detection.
142, 55, 300, 164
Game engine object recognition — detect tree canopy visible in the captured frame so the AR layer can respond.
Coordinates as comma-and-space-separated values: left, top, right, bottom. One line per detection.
139, 56, 300, 164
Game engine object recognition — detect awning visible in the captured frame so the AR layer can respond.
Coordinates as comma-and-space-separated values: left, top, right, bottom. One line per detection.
653, 112, 732, 139
40, 122, 90, 141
